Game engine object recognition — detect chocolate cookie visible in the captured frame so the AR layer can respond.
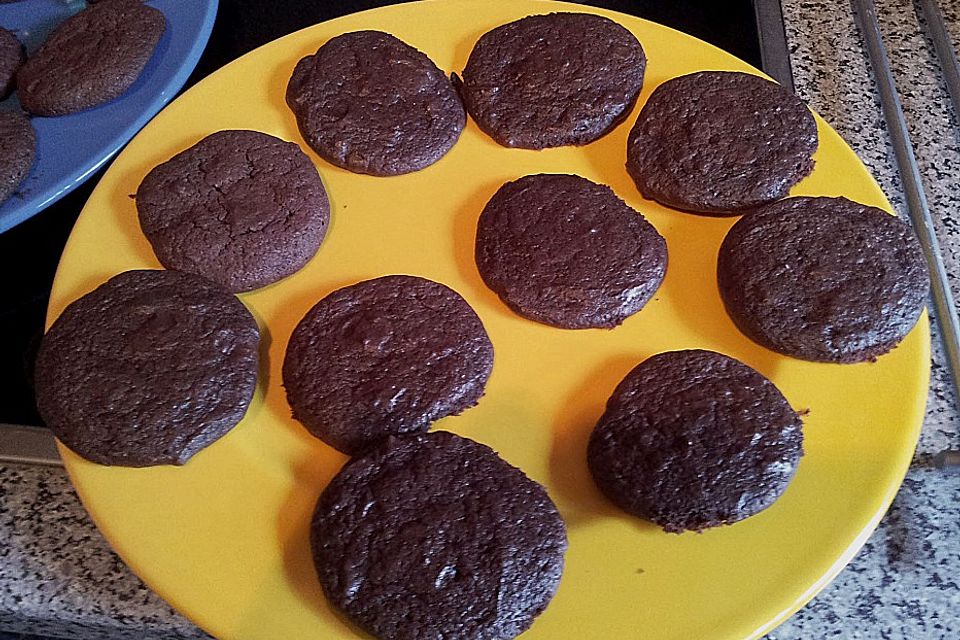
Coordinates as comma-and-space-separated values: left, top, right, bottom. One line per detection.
626, 71, 818, 214
286, 30, 464, 176
0, 110, 35, 204
17, 0, 166, 116
34, 270, 260, 467
136, 130, 330, 293
312, 431, 567, 640
717, 196, 929, 363
460, 13, 646, 149
588, 350, 803, 533
0, 27, 23, 99
283, 275, 493, 454
475, 174, 667, 329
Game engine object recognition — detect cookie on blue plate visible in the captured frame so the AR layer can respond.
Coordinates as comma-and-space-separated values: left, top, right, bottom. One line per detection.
0, 111, 35, 204
17, 0, 166, 115
0, 26, 24, 99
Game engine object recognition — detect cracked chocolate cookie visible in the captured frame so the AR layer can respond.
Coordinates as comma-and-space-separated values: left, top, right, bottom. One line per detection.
460, 12, 646, 149
0, 26, 23, 99
475, 174, 667, 329
286, 30, 464, 176
17, 0, 166, 116
717, 196, 929, 362
35, 270, 260, 467
312, 430, 567, 640
0, 110, 35, 204
588, 349, 803, 533
136, 130, 330, 292
626, 71, 818, 214
282, 275, 493, 455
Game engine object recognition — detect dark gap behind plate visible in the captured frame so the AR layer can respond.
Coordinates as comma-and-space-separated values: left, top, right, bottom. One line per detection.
0, 0, 761, 427
193, 0, 761, 77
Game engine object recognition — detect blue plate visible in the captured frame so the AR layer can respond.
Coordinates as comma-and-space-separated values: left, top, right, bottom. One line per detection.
0, 0, 218, 233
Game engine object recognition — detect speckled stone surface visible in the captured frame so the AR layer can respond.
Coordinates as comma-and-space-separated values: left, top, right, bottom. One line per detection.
2, 1, 960, 639
0, 464, 209, 639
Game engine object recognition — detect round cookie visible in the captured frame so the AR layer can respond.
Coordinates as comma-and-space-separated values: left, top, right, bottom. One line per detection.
286, 30, 464, 176
282, 275, 494, 455
136, 130, 330, 293
626, 71, 818, 214
0, 27, 24, 99
717, 196, 929, 363
312, 430, 567, 640
460, 12, 646, 149
17, 0, 166, 116
588, 349, 803, 533
475, 174, 667, 329
0, 110, 36, 204
34, 270, 260, 467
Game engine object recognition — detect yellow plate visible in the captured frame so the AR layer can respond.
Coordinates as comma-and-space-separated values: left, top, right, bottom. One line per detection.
47, 1, 929, 638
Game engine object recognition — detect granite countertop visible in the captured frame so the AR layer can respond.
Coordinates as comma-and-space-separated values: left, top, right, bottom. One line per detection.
2, 0, 959, 638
